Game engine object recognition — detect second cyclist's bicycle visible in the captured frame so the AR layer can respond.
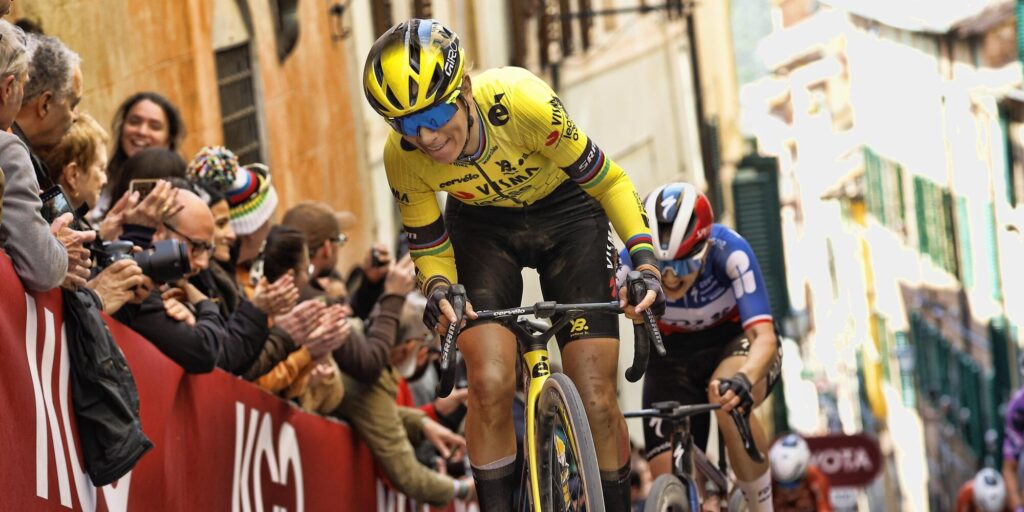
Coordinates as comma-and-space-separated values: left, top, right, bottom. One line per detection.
625, 399, 764, 512
435, 271, 664, 512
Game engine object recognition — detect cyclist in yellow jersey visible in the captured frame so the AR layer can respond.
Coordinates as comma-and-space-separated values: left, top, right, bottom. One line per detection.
364, 20, 665, 512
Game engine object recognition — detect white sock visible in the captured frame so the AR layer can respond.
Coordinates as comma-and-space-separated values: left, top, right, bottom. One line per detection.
736, 469, 773, 512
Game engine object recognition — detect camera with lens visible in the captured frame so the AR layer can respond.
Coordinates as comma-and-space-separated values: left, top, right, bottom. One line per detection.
93, 239, 191, 283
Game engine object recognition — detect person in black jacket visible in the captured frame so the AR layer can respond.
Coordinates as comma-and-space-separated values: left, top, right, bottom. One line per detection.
113, 189, 224, 373
185, 179, 298, 374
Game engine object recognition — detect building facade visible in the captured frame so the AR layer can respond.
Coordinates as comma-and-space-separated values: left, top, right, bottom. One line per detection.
745, 0, 1023, 509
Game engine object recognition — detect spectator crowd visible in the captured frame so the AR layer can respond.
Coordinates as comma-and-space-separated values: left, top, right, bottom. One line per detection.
0, 16, 474, 507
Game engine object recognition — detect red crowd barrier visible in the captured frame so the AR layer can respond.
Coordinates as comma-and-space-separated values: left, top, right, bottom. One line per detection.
0, 252, 470, 511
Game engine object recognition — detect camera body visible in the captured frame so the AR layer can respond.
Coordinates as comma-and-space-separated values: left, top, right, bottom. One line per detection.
370, 247, 384, 267
93, 239, 191, 283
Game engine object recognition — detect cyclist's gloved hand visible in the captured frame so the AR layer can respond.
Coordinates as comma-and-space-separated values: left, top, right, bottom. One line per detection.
635, 266, 666, 317
717, 372, 755, 415
423, 284, 451, 332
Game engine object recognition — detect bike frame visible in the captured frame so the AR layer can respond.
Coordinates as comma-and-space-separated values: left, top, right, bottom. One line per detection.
482, 304, 604, 512
625, 401, 754, 510
435, 272, 662, 511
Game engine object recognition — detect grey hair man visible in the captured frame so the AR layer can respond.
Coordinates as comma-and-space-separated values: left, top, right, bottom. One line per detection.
14, 32, 82, 187
0, 26, 91, 291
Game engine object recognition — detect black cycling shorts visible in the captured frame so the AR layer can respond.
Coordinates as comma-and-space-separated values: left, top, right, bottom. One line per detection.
641, 321, 782, 460
445, 180, 619, 347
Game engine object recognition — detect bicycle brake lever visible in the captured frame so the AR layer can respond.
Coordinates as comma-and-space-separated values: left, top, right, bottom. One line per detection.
436, 284, 467, 398
717, 379, 765, 463
625, 271, 650, 382
643, 308, 666, 357
728, 409, 765, 463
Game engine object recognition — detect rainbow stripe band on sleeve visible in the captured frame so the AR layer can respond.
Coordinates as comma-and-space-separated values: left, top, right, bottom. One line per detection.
576, 153, 610, 190
563, 139, 613, 190
408, 232, 451, 257
626, 234, 655, 256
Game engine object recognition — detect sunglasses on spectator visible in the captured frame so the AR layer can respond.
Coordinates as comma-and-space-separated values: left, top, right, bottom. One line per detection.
331, 233, 348, 247
387, 92, 460, 137
163, 222, 215, 256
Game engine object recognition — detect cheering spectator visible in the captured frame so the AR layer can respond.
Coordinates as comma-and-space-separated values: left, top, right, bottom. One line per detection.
184, 146, 278, 288
106, 147, 187, 209
95, 92, 184, 217
182, 179, 291, 375
281, 201, 348, 302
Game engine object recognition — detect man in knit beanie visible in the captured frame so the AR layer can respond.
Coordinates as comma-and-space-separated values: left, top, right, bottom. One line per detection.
186, 146, 278, 265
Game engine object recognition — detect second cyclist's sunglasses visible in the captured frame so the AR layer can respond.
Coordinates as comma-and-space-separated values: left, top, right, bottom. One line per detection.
387, 92, 460, 137
657, 241, 709, 277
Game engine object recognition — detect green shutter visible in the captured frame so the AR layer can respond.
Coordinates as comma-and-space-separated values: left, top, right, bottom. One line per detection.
896, 164, 907, 229
914, 177, 929, 255
732, 162, 791, 319
895, 331, 916, 407
984, 203, 1003, 301
1018, 0, 1024, 79
956, 197, 974, 288
990, 316, 1013, 406
1000, 107, 1016, 206
943, 190, 958, 276
984, 370, 1001, 466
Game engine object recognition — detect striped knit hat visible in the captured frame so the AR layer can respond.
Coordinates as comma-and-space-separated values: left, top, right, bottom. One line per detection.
186, 146, 278, 235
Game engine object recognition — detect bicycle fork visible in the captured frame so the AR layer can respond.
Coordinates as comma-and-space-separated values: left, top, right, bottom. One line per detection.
523, 348, 550, 512
669, 418, 704, 512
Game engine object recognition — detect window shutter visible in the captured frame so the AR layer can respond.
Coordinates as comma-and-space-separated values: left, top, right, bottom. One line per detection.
216, 43, 264, 165
732, 159, 791, 320
956, 197, 973, 288
984, 203, 1003, 301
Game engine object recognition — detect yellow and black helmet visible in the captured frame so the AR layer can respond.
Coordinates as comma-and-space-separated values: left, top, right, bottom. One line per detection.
363, 19, 466, 119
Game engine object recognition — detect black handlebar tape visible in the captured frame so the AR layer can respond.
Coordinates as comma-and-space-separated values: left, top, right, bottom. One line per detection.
625, 271, 649, 382
436, 284, 467, 398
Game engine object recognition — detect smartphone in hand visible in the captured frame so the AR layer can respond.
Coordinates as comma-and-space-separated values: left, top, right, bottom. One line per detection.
129, 179, 161, 200
40, 185, 87, 230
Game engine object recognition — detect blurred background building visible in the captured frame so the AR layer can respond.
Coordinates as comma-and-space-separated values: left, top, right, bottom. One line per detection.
744, 0, 1024, 510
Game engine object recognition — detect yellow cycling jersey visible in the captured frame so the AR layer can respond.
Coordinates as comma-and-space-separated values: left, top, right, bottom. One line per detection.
383, 66, 656, 292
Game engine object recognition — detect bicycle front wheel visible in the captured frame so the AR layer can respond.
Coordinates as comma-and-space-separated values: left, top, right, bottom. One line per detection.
534, 373, 605, 512
644, 474, 691, 512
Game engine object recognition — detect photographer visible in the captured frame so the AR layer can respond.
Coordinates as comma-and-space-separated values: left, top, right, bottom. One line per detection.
112, 189, 225, 373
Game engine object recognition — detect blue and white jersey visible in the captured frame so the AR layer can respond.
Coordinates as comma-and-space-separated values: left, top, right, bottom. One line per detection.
618, 224, 773, 334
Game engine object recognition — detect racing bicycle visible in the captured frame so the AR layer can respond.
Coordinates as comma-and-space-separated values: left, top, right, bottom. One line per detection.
435, 271, 665, 512
625, 399, 764, 511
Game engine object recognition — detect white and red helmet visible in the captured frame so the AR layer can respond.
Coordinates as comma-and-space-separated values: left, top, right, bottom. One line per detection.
644, 182, 714, 261
973, 468, 1007, 512
769, 433, 811, 483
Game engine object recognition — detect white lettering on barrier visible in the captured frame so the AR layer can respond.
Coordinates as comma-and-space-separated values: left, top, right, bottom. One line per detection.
25, 294, 132, 512
233, 402, 304, 512
810, 447, 874, 475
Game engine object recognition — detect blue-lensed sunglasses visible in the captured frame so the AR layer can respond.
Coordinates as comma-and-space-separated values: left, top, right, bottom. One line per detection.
388, 98, 459, 137
657, 242, 709, 277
